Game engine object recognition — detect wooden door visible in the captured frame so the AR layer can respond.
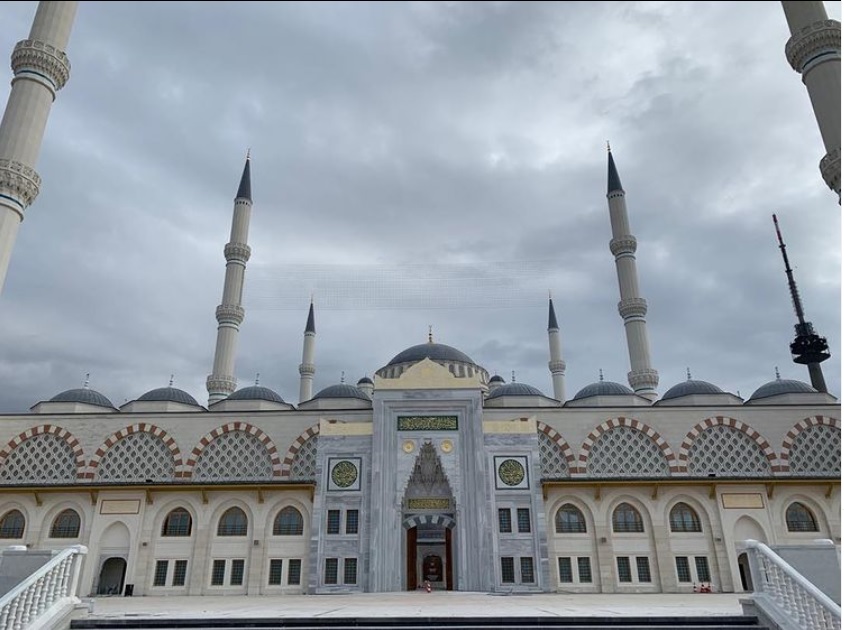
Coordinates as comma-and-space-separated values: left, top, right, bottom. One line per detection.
445, 527, 453, 591
406, 527, 417, 590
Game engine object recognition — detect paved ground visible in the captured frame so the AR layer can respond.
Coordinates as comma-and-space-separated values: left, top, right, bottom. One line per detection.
83, 591, 747, 620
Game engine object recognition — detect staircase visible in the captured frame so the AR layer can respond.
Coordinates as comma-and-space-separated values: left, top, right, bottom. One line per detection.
72, 615, 769, 630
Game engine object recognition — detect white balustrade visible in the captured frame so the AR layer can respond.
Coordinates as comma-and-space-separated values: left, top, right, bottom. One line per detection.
744, 539, 841, 630
0, 545, 87, 630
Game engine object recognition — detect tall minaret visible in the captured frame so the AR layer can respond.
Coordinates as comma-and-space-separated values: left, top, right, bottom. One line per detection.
781, 1, 841, 200
547, 295, 566, 401
0, 2, 78, 295
606, 147, 659, 401
206, 155, 252, 405
298, 299, 316, 403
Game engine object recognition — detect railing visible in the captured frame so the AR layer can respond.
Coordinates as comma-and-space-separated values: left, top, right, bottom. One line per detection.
0, 544, 88, 630
743, 539, 841, 630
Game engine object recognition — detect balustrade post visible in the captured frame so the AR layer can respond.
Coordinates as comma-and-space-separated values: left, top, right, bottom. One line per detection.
68, 545, 89, 598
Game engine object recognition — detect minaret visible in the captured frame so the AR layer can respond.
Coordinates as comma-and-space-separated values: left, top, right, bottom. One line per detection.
206, 155, 252, 405
772, 214, 830, 392
298, 299, 316, 403
606, 147, 659, 401
0, 2, 78, 295
547, 295, 566, 401
781, 1, 841, 200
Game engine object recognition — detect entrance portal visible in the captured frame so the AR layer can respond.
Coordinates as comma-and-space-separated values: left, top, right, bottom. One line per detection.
97, 557, 127, 595
405, 522, 454, 590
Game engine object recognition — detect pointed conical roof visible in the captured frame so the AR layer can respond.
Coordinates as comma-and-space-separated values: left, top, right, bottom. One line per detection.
548, 297, 559, 330
607, 150, 623, 193
236, 155, 252, 201
305, 301, 315, 333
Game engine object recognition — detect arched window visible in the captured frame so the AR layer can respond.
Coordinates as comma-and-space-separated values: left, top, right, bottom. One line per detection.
273, 506, 304, 536
555, 504, 587, 533
786, 502, 819, 532
669, 502, 702, 533
0, 510, 25, 539
612, 503, 644, 533
50, 509, 81, 538
217, 507, 248, 536
161, 508, 192, 537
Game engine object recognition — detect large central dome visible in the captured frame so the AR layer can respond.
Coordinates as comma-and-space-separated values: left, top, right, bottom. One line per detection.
385, 342, 475, 367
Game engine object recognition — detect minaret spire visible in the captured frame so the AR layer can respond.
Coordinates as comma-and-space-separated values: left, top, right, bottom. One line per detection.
781, 2, 841, 200
299, 298, 316, 403
547, 294, 566, 402
206, 154, 254, 404
0, 2, 78, 295
605, 147, 659, 400
772, 214, 830, 392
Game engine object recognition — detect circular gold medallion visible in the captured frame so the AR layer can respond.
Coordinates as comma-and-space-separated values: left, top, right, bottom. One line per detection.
440, 439, 453, 453
402, 440, 415, 453
331, 460, 358, 488
498, 458, 525, 486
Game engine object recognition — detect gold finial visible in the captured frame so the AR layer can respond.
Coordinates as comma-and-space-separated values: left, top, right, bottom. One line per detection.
169, 374, 174, 387
606, 141, 611, 153
255, 373, 260, 386
83, 373, 90, 389
428, 325, 433, 343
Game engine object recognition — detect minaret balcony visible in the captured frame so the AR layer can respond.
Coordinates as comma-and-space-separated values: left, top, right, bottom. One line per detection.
224, 242, 251, 263
0, 159, 41, 211
618, 297, 648, 320
609, 236, 637, 257
548, 360, 566, 373
299, 363, 316, 376
206, 374, 237, 394
820, 148, 840, 194
215, 304, 244, 325
628, 368, 659, 390
785, 19, 841, 74
12, 39, 71, 91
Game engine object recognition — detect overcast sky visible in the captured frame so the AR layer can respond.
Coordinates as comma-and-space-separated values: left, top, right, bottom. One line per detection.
0, 1, 840, 412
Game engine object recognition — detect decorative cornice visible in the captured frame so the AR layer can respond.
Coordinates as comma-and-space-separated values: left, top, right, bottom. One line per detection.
820, 148, 841, 194
0, 159, 41, 215
215, 304, 244, 325
11, 39, 71, 92
618, 297, 648, 319
224, 242, 251, 263
785, 19, 841, 74
609, 236, 637, 257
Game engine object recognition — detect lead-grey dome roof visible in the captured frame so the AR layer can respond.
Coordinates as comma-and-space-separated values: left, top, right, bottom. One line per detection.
227, 386, 285, 403
386, 342, 476, 367
573, 380, 634, 400
312, 383, 372, 401
49, 388, 115, 409
486, 382, 545, 400
489, 374, 506, 384
138, 387, 200, 406
662, 379, 724, 401
749, 379, 817, 401
357, 376, 374, 385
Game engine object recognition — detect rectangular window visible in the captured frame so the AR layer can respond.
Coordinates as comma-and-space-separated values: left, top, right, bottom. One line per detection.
230, 559, 245, 586
695, 556, 711, 583
500, 557, 515, 584
636, 556, 651, 583
288, 559, 302, 585
327, 510, 341, 535
325, 558, 338, 585
558, 557, 573, 583
211, 559, 225, 586
268, 559, 283, 586
498, 508, 512, 533
153, 560, 168, 587
520, 557, 535, 584
346, 510, 359, 535
343, 558, 358, 585
617, 557, 632, 583
577, 557, 592, 583
675, 556, 692, 583
172, 560, 188, 587
516, 508, 531, 533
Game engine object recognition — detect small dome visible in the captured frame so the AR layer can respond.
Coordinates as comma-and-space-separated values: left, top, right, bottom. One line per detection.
386, 342, 476, 367
573, 380, 634, 400
49, 388, 114, 409
227, 386, 285, 404
749, 379, 817, 401
489, 374, 506, 384
357, 376, 374, 385
138, 387, 200, 406
662, 379, 724, 401
486, 382, 545, 400
312, 383, 372, 401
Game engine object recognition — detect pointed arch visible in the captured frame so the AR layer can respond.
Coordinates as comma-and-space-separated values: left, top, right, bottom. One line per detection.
86, 423, 182, 480
780, 416, 840, 475
402, 513, 456, 530
536, 422, 576, 478
184, 422, 280, 480
679, 417, 778, 474
281, 424, 320, 479
577, 417, 678, 475
0, 425, 85, 481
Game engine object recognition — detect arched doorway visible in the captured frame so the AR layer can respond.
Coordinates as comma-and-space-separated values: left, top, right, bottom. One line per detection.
736, 552, 752, 591
404, 518, 454, 591
733, 515, 767, 593
97, 557, 126, 595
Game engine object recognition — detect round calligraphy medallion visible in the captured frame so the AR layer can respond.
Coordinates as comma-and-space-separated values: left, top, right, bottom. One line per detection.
402, 440, 415, 453
440, 439, 453, 453
331, 460, 358, 488
497, 458, 525, 486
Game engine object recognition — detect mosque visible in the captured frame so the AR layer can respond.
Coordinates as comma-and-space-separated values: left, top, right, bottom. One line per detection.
0, 1, 839, 600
